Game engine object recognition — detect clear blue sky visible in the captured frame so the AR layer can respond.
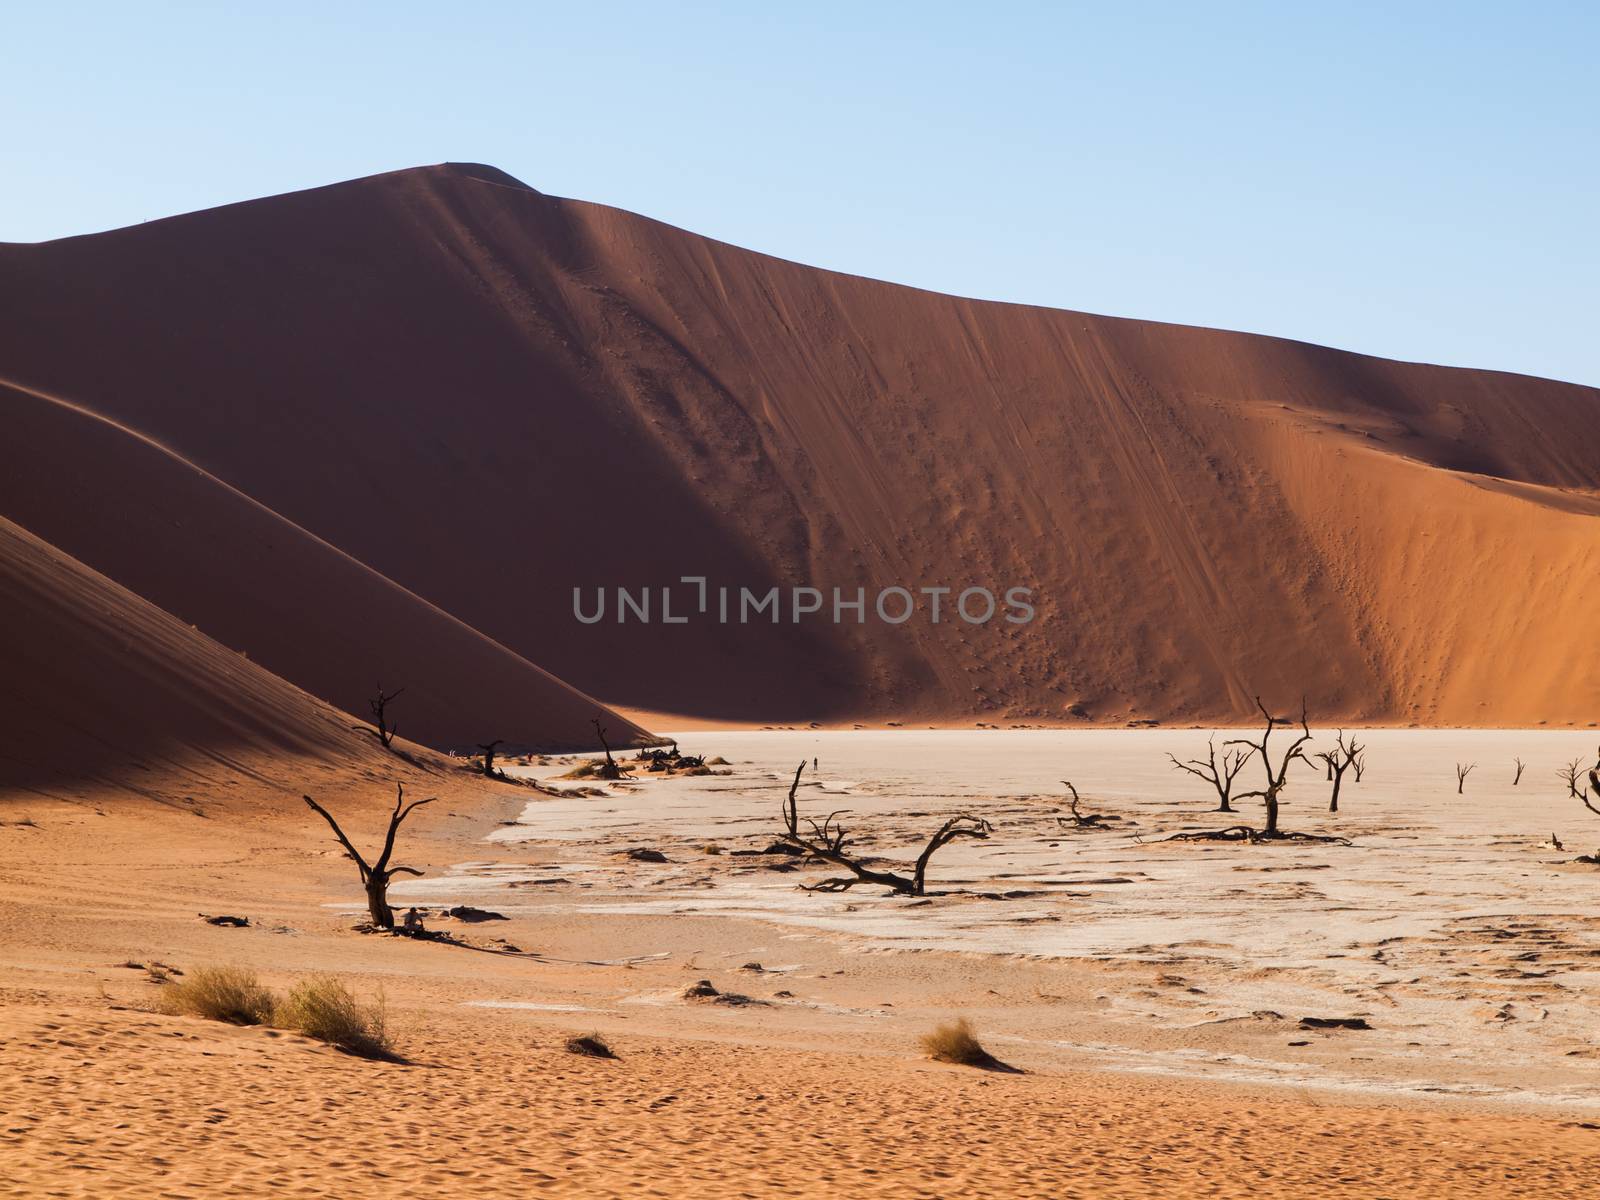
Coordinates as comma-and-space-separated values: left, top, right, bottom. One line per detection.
4, 2, 1595, 385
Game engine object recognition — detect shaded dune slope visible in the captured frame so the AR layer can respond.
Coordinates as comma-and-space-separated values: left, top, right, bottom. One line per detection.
0, 376, 651, 755
0, 512, 415, 805
1, 163, 1596, 725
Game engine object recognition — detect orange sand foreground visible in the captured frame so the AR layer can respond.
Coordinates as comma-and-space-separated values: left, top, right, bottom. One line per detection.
4, 743, 1598, 1199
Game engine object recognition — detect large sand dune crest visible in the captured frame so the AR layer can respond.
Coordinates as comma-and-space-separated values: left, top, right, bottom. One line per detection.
2, 162, 1597, 727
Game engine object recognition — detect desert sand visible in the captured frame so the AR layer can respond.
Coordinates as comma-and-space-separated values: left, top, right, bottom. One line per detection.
1, 162, 1597, 731
4, 728, 1599, 1197
4, 164, 1600, 1196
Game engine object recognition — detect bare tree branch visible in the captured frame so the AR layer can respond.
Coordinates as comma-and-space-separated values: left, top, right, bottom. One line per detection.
1178, 697, 1339, 842
1315, 730, 1364, 813
352, 685, 404, 750
1167, 735, 1251, 812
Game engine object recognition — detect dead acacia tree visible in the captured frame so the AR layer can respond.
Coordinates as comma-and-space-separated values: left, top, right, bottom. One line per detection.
1583, 769, 1600, 820
352, 685, 404, 750
1316, 731, 1365, 813
1576, 769, 1600, 865
1230, 697, 1311, 837
1352, 750, 1367, 783
1559, 747, 1600, 799
1455, 762, 1476, 794
476, 740, 505, 777
1056, 781, 1120, 829
1166, 697, 1345, 844
1560, 759, 1585, 798
781, 760, 806, 841
779, 760, 991, 895
1513, 757, 1526, 786
1167, 736, 1250, 812
303, 785, 435, 929
591, 718, 628, 780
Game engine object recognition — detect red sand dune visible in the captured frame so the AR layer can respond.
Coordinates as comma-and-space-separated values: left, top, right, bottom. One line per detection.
2, 162, 1597, 730
0, 374, 651, 758
0, 511, 402, 803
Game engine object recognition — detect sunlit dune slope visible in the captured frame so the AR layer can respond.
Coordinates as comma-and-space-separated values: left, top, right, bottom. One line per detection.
1, 162, 1596, 725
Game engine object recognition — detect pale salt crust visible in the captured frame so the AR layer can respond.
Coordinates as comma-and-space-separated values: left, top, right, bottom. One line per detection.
395, 730, 1600, 1108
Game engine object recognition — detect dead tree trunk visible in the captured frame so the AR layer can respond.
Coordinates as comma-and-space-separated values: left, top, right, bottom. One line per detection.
909, 816, 994, 894
1230, 697, 1312, 837
1317, 731, 1364, 813
591, 718, 626, 780
303, 785, 435, 929
782, 760, 805, 840
477, 740, 505, 777
1576, 770, 1600, 864
352, 685, 404, 750
1513, 757, 1526, 786
1167, 736, 1249, 813
1056, 781, 1120, 829
1565, 747, 1600, 802
1455, 762, 1476, 794
1560, 759, 1585, 798
780, 767, 990, 895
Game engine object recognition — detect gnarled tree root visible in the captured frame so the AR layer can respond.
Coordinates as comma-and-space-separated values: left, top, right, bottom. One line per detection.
1163, 825, 1351, 846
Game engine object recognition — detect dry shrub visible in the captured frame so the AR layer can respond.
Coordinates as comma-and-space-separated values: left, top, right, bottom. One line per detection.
157, 966, 275, 1026
557, 761, 603, 779
921, 1018, 997, 1067
564, 1033, 616, 1059
275, 975, 398, 1061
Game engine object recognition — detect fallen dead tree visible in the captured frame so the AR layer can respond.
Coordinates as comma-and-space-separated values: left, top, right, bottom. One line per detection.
779, 760, 991, 895
634, 741, 709, 773
1164, 698, 1349, 845
1056, 781, 1122, 829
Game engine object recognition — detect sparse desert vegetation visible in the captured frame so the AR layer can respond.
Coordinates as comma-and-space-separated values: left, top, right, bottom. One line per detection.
156, 965, 275, 1026
564, 1033, 617, 1059
275, 975, 397, 1061
155, 965, 398, 1060
920, 1018, 1014, 1071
